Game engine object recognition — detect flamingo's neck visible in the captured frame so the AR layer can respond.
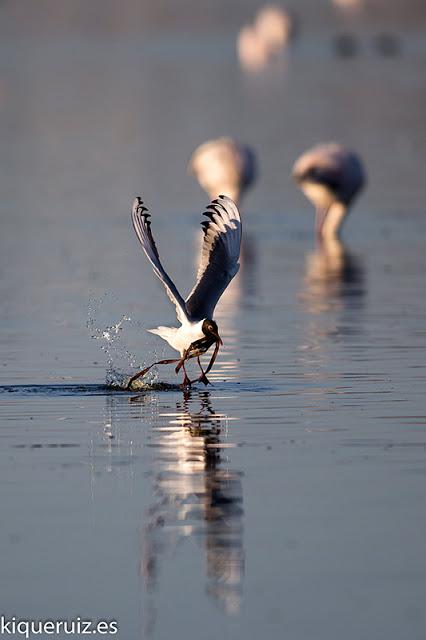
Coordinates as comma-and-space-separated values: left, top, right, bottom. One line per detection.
321, 202, 347, 239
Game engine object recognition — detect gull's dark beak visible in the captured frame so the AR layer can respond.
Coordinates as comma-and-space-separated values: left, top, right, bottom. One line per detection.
210, 329, 223, 346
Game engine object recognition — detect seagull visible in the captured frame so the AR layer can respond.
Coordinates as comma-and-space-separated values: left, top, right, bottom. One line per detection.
126, 195, 242, 389
188, 137, 257, 205
292, 143, 366, 239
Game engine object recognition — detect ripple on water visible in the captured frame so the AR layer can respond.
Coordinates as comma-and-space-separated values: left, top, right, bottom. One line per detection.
0, 383, 178, 397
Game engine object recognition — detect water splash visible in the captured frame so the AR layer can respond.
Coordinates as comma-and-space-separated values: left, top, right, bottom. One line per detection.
87, 293, 158, 387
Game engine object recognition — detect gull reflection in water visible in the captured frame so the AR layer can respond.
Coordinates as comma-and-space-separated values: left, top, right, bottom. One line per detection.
300, 236, 365, 315
140, 390, 244, 625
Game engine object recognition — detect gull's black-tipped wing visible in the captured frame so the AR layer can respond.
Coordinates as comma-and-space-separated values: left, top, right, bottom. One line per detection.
185, 195, 242, 320
131, 197, 189, 324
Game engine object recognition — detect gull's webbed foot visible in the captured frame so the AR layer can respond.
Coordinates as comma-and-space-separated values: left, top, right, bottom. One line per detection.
196, 356, 210, 386
197, 372, 211, 386
125, 368, 148, 390
181, 372, 192, 388
181, 358, 192, 388
126, 357, 181, 390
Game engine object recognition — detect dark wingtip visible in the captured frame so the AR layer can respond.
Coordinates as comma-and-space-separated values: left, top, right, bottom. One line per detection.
135, 200, 149, 216
133, 197, 147, 210
210, 200, 227, 214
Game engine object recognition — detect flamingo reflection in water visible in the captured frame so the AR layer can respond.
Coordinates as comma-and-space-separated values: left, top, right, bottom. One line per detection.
140, 390, 244, 621
301, 235, 365, 315
297, 235, 367, 390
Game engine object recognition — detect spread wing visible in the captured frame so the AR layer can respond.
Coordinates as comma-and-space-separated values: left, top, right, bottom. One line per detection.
131, 197, 189, 324
185, 195, 242, 320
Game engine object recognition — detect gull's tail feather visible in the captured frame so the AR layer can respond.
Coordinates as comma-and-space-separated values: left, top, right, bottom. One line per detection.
147, 326, 178, 347
147, 326, 178, 338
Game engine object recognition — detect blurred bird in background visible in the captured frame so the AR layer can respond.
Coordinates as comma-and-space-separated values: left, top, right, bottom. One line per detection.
292, 142, 366, 239
188, 137, 257, 205
331, 0, 364, 12
237, 4, 295, 71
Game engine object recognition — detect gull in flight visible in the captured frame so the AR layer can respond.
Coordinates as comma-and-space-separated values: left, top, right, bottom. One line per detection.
126, 195, 242, 389
292, 143, 366, 239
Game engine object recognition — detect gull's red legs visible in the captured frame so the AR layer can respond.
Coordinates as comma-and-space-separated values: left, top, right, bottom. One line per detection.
175, 351, 193, 387
127, 341, 221, 390
195, 341, 221, 385
125, 357, 179, 390
181, 362, 192, 387
196, 356, 210, 386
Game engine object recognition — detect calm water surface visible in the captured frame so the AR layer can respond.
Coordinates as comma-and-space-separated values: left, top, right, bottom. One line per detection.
0, 2, 426, 638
